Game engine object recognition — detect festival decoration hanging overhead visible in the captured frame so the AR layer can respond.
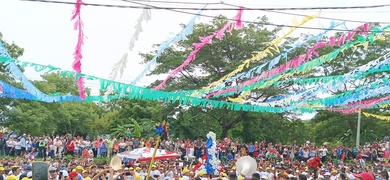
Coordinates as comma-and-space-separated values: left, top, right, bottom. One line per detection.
197, 21, 346, 96
104, 9, 151, 97
109, 9, 151, 80
214, 25, 389, 103
71, 0, 86, 99
195, 13, 319, 95
363, 112, 390, 121
1, 1, 390, 116
210, 23, 370, 101
153, 7, 245, 90
127, 7, 205, 87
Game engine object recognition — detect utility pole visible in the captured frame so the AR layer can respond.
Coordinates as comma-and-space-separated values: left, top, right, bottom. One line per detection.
356, 109, 361, 148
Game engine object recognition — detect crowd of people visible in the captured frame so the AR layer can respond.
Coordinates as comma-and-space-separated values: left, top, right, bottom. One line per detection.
0, 131, 388, 180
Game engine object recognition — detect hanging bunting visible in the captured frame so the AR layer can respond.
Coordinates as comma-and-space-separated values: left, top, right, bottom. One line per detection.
198, 13, 319, 95
327, 95, 390, 114
219, 23, 370, 101
288, 53, 390, 110
71, 0, 86, 99
265, 52, 390, 106
208, 25, 389, 100
104, 9, 151, 98
363, 112, 390, 121
199, 21, 345, 96
126, 7, 205, 89
0, 55, 319, 113
153, 7, 244, 90
109, 9, 151, 80
0, 42, 76, 102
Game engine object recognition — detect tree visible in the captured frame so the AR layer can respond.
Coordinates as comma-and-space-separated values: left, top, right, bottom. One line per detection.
4, 73, 101, 136
0, 32, 25, 128
141, 16, 296, 138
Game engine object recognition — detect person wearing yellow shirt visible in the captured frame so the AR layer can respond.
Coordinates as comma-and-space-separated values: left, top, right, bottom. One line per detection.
6, 167, 20, 180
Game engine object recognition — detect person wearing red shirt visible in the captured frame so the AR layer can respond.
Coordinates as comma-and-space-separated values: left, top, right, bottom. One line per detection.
66, 138, 75, 156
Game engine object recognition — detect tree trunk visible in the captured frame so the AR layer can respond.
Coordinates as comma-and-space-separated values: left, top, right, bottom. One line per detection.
221, 128, 229, 139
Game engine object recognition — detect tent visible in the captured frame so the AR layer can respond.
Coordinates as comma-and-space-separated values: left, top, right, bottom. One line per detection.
116, 147, 180, 162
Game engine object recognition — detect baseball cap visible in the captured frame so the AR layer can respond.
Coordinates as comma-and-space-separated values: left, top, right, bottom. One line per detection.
353, 172, 374, 180
68, 172, 78, 180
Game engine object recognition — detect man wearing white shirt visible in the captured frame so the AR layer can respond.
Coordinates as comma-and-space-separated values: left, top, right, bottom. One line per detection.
319, 146, 328, 162
6, 137, 14, 156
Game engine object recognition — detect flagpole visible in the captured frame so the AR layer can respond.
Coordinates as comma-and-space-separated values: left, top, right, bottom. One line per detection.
146, 136, 161, 179
356, 109, 361, 148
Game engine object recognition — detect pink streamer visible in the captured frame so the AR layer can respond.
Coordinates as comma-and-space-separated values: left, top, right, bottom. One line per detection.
235, 6, 244, 30
207, 23, 370, 98
71, 0, 86, 99
153, 9, 244, 90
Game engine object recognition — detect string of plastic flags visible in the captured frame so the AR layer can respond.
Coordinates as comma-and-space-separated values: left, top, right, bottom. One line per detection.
193, 21, 347, 96
363, 112, 390, 121
213, 25, 387, 103
210, 23, 370, 101
71, 0, 86, 100
127, 7, 206, 86
153, 6, 244, 90
192, 13, 319, 96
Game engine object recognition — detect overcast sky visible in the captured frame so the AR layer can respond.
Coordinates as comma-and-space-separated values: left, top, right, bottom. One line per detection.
1, 0, 390, 119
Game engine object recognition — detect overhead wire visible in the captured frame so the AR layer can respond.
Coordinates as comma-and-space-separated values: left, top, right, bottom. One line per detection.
20, 0, 390, 11
110, 0, 222, 5
20, 0, 390, 29
222, 2, 390, 24
121, 0, 390, 32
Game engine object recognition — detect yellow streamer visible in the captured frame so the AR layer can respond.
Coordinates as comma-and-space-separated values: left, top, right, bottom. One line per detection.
363, 112, 390, 121
193, 13, 319, 96
380, 104, 390, 108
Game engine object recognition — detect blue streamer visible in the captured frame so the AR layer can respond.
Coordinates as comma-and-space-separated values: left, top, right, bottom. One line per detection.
0, 41, 79, 102
129, 7, 205, 85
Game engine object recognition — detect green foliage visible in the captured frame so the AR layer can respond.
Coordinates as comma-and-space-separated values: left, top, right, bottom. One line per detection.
110, 118, 142, 138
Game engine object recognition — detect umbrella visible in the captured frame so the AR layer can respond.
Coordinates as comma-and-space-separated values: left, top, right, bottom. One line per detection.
116, 147, 180, 162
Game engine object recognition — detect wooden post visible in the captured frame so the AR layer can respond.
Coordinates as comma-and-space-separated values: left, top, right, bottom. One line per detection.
146, 136, 161, 179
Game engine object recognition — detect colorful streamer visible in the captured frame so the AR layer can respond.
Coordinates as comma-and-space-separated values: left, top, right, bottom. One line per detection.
212, 23, 370, 101
329, 95, 390, 114
196, 14, 319, 95
363, 112, 390, 121
104, 8, 151, 98
128, 7, 205, 87
266, 52, 390, 107
109, 9, 151, 80
211, 25, 386, 102
0, 42, 76, 102
71, 0, 86, 99
153, 8, 244, 90
199, 21, 346, 96
0, 56, 317, 113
